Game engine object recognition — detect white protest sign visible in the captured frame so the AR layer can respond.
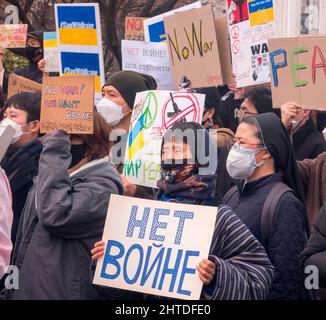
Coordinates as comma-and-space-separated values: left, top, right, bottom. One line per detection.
0, 126, 16, 162
122, 40, 173, 90
143, 1, 201, 42
93, 194, 217, 300
123, 90, 205, 188
43, 32, 60, 73
227, 0, 275, 87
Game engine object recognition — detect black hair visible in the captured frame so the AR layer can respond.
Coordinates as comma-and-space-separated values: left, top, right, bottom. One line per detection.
5, 91, 41, 123
244, 87, 273, 114
0, 86, 4, 121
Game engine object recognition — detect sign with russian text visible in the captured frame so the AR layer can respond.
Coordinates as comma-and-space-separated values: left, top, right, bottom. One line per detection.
93, 194, 217, 300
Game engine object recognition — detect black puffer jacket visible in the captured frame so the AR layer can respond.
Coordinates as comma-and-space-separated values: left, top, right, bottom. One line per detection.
302, 203, 326, 289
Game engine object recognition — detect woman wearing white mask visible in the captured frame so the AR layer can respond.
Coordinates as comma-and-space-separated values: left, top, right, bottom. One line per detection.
96, 71, 157, 198
223, 113, 309, 300
0, 91, 42, 245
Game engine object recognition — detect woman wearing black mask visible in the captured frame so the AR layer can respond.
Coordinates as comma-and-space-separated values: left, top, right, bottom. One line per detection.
224, 113, 309, 300
5, 112, 124, 300
91, 122, 275, 300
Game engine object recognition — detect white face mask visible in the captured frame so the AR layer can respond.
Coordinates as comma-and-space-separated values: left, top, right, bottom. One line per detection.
0, 118, 23, 144
226, 143, 266, 180
96, 97, 129, 126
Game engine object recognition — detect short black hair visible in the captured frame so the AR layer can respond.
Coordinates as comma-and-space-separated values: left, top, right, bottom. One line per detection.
0, 86, 4, 121
245, 87, 273, 114
5, 91, 41, 123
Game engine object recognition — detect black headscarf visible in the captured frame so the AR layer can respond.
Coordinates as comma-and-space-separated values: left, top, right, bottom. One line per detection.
245, 113, 305, 203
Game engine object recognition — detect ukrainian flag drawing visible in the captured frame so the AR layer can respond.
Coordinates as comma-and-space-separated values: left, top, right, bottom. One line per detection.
57, 6, 97, 46
61, 52, 101, 94
248, 0, 274, 27
44, 32, 57, 48
128, 114, 145, 161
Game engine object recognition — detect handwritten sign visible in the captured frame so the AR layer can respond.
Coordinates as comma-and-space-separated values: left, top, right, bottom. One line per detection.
164, 6, 232, 88
40, 76, 94, 134
0, 126, 16, 162
143, 1, 201, 43
269, 36, 326, 111
227, 0, 275, 87
93, 194, 217, 300
44, 32, 60, 73
123, 90, 205, 188
7, 74, 41, 99
0, 24, 27, 48
122, 40, 173, 90
125, 17, 145, 41
55, 3, 105, 103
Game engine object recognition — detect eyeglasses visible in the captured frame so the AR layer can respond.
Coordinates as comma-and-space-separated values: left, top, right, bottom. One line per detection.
234, 108, 257, 119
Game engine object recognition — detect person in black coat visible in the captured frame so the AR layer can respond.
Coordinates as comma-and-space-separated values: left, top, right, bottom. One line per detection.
302, 203, 326, 299
0, 92, 42, 244
281, 103, 326, 160
224, 113, 309, 300
10, 31, 44, 84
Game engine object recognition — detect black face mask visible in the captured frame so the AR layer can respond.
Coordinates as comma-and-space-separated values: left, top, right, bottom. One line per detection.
70, 144, 87, 169
25, 46, 42, 63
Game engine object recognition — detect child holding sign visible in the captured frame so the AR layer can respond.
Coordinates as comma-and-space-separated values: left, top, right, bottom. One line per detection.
91, 122, 274, 300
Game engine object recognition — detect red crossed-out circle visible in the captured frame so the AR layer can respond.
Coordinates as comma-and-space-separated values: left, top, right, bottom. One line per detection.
231, 25, 240, 39
162, 93, 201, 131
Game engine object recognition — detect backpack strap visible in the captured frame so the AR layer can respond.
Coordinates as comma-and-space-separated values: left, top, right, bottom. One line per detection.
222, 186, 240, 208
261, 182, 294, 247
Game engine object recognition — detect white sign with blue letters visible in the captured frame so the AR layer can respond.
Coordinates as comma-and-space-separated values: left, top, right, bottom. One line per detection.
93, 194, 217, 300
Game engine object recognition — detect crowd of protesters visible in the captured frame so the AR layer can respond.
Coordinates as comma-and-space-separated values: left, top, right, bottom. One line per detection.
0, 29, 325, 301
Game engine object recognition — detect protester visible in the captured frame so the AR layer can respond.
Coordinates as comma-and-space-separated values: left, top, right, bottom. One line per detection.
301, 202, 326, 300
5, 112, 124, 300
97, 70, 157, 198
11, 31, 44, 83
223, 113, 309, 299
194, 86, 235, 148
0, 92, 42, 244
281, 102, 326, 160
297, 152, 326, 225
91, 122, 274, 300
0, 167, 13, 280
234, 87, 277, 121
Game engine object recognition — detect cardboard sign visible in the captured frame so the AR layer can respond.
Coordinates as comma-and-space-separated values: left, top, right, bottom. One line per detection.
164, 6, 232, 89
0, 24, 27, 48
40, 76, 94, 134
123, 90, 205, 188
44, 32, 60, 73
143, 1, 201, 43
55, 3, 105, 103
93, 194, 217, 300
7, 74, 42, 99
125, 17, 145, 41
269, 36, 326, 111
227, 0, 275, 87
122, 40, 173, 90
0, 126, 16, 162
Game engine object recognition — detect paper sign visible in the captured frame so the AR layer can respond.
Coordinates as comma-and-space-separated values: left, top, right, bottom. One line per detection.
0, 24, 27, 48
125, 17, 145, 41
0, 126, 16, 162
44, 32, 60, 73
123, 90, 205, 188
269, 36, 326, 111
122, 40, 173, 90
227, 0, 275, 87
7, 74, 42, 99
55, 3, 105, 103
143, 1, 201, 43
93, 194, 217, 300
248, 0, 274, 27
164, 6, 232, 88
40, 75, 94, 134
